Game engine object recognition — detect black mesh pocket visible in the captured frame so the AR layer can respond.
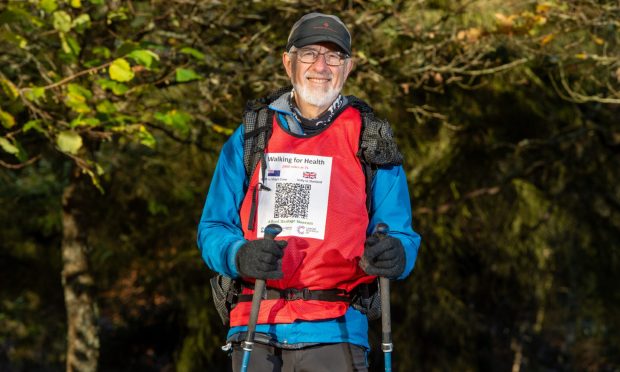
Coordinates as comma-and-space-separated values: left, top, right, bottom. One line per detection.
210, 275, 238, 326
351, 280, 382, 321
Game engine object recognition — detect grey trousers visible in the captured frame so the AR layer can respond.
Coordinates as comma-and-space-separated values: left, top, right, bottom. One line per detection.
231, 342, 368, 372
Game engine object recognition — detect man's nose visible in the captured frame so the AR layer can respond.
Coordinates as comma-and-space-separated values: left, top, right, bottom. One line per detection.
311, 53, 329, 72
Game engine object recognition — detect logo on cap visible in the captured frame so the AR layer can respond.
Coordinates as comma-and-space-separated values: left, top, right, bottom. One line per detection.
314, 21, 337, 33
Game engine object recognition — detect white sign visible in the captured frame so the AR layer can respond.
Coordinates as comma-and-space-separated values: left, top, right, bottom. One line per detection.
256, 153, 332, 240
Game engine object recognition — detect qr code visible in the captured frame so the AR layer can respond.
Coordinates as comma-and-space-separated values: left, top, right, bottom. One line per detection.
273, 183, 311, 219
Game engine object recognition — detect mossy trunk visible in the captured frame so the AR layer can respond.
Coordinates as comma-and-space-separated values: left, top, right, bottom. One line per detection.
61, 180, 99, 371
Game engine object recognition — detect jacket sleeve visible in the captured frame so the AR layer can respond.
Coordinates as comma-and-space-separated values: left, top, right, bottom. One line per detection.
197, 125, 247, 278
369, 165, 422, 280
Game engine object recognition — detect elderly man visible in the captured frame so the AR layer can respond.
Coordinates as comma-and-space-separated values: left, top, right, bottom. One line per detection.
197, 12, 421, 372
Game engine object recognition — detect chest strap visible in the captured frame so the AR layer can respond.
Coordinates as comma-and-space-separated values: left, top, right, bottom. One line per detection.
237, 285, 351, 302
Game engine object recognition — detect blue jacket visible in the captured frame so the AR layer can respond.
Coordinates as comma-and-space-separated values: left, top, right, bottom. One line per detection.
197, 99, 421, 350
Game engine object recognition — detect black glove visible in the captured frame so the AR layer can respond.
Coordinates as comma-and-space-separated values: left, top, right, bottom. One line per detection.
235, 239, 287, 280
359, 235, 405, 279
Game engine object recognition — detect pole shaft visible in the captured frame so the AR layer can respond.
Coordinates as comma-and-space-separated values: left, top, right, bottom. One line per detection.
373, 223, 393, 372
245, 279, 265, 343
380, 277, 392, 343
240, 224, 282, 372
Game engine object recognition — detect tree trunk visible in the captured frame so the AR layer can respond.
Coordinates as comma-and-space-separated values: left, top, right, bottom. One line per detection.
61, 180, 99, 371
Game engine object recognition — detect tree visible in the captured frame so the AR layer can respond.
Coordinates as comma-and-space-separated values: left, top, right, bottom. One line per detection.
1, 0, 216, 369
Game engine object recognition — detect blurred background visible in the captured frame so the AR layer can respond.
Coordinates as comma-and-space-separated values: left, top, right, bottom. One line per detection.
1, 0, 619, 371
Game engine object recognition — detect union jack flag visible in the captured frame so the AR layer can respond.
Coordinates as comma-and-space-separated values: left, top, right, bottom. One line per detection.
303, 171, 316, 179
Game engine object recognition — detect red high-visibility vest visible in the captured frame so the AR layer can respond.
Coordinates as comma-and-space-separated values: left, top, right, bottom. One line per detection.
231, 106, 373, 326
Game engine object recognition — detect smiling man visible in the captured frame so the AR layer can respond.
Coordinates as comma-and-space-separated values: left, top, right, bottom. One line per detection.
197, 12, 421, 372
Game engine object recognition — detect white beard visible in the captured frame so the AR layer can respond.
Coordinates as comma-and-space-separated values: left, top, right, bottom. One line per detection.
292, 72, 343, 109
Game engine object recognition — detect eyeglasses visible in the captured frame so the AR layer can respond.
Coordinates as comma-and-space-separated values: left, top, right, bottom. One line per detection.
290, 48, 349, 66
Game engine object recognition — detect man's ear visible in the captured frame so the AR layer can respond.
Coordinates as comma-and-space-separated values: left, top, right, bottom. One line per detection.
283, 52, 293, 79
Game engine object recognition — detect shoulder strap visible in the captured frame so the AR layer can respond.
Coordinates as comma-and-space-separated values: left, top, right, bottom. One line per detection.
347, 96, 404, 213
242, 86, 292, 181
347, 96, 403, 167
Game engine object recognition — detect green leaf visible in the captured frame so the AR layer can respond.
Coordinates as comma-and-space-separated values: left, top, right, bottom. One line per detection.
96, 100, 116, 114
68, 83, 92, 99
72, 14, 91, 32
83, 59, 102, 68
23, 120, 45, 134
3, 32, 28, 48
154, 110, 192, 135
39, 0, 58, 13
0, 109, 16, 129
0, 137, 19, 155
0, 78, 19, 100
59, 33, 81, 56
93, 46, 111, 59
175, 68, 201, 82
138, 125, 156, 148
53, 11, 72, 33
80, 160, 104, 193
127, 49, 159, 68
70, 0, 82, 8
24, 87, 46, 103
96, 79, 128, 95
109, 58, 134, 82
64, 84, 91, 113
71, 117, 100, 127
56, 130, 82, 154
179, 47, 205, 60
107, 8, 129, 23
88, 0, 104, 4
210, 123, 234, 135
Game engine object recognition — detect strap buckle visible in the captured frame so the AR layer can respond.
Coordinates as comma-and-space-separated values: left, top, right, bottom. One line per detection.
282, 288, 310, 301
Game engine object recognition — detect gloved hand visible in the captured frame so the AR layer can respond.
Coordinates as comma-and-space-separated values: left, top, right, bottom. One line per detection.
359, 235, 405, 279
235, 238, 287, 280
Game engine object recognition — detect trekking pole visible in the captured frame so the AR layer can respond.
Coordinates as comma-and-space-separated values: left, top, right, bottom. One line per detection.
373, 223, 393, 372
240, 223, 282, 372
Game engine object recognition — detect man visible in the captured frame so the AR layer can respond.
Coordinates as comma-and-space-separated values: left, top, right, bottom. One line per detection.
197, 12, 421, 371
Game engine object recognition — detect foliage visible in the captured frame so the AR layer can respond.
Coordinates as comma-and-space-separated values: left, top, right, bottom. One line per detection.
1, 0, 619, 371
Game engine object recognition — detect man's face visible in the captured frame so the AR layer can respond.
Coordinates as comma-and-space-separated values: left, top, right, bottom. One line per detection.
283, 42, 353, 109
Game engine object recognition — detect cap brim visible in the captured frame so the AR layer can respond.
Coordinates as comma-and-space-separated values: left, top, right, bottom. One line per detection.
293, 35, 351, 55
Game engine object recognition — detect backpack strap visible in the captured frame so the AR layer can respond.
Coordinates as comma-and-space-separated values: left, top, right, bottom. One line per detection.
242, 86, 293, 180
242, 86, 292, 231
347, 96, 404, 213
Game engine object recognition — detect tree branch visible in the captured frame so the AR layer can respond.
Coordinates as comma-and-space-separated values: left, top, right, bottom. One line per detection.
0, 154, 42, 169
21, 60, 114, 92
550, 64, 620, 104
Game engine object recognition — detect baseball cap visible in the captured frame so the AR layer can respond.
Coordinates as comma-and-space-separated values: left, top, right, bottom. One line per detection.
286, 13, 352, 56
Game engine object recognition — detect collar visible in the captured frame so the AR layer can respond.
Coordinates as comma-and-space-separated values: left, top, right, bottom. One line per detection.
288, 93, 346, 129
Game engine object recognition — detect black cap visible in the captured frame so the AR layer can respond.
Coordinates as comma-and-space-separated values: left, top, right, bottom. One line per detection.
286, 13, 351, 56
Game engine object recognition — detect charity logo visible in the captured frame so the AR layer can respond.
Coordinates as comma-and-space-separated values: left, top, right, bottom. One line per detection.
267, 169, 281, 177
297, 225, 305, 234
302, 171, 316, 179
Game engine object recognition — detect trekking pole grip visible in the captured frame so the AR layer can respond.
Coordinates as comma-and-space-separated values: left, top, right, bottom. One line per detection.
241, 224, 282, 372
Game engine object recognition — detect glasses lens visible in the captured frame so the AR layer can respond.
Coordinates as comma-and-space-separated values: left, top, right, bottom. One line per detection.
298, 50, 317, 63
295, 49, 347, 66
325, 53, 344, 66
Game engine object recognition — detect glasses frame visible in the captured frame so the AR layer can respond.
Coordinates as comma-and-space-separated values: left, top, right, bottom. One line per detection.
290, 47, 350, 67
